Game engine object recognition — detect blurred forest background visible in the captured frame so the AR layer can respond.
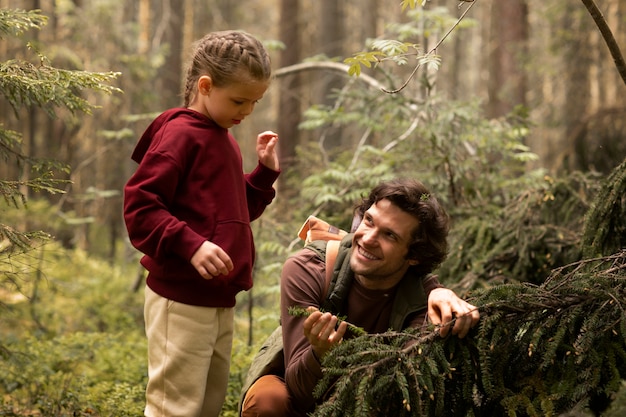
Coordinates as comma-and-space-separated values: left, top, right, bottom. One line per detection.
1, 0, 626, 416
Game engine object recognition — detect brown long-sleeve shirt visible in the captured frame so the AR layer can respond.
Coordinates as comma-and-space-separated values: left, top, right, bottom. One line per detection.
279, 245, 442, 415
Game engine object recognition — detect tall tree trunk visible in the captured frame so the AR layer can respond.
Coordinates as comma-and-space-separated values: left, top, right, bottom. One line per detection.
138, 0, 150, 55
562, 6, 593, 167
156, 0, 184, 108
318, 0, 344, 148
486, 0, 528, 119
278, 0, 301, 189
21, 0, 41, 232
360, 0, 378, 43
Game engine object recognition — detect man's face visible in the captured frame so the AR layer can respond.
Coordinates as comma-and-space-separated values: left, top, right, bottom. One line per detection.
350, 199, 420, 290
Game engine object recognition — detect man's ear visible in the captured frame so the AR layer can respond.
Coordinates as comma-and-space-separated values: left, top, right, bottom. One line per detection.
197, 75, 212, 95
408, 258, 419, 266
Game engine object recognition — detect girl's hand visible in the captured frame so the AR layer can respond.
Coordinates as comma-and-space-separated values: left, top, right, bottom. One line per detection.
256, 130, 279, 171
190, 241, 234, 279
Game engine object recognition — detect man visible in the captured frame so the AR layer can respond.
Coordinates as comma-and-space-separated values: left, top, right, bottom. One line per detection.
241, 178, 480, 416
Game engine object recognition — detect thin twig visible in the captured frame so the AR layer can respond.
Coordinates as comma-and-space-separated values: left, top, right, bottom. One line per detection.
382, 0, 477, 94
580, 0, 626, 87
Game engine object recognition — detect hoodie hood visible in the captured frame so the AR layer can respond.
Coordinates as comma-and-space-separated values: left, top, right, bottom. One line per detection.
131, 108, 213, 163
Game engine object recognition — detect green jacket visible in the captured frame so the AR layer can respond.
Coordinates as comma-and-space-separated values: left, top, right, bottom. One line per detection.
310, 235, 430, 331
238, 234, 431, 414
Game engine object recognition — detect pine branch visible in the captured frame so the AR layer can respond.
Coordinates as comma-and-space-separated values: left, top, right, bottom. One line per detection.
288, 306, 367, 337
311, 251, 626, 417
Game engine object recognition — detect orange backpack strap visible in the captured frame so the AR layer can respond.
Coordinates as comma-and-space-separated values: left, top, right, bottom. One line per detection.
297, 215, 346, 298
298, 215, 348, 245
324, 240, 341, 298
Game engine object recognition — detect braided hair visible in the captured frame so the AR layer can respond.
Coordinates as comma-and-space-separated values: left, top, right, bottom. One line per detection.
182, 30, 272, 107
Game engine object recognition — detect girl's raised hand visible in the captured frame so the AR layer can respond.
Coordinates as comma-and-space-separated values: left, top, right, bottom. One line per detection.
256, 130, 279, 171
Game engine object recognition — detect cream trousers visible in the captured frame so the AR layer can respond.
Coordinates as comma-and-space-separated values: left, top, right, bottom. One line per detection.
144, 285, 234, 417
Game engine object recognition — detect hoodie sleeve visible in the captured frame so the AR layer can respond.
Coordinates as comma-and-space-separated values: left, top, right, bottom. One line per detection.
123, 149, 206, 263
123, 112, 209, 263
245, 161, 280, 221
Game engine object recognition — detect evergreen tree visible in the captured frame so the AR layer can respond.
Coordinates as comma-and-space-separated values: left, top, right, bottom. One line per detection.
312, 252, 626, 417
0, 7, 120, 334
0, 8, 119, 256
310, 161, 626, 417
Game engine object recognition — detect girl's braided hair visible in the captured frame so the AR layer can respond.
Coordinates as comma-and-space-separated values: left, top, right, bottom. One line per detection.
183, 30, 272, 107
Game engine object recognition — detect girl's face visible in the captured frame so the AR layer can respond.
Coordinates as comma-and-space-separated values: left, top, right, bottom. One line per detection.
189, 75, 269, 129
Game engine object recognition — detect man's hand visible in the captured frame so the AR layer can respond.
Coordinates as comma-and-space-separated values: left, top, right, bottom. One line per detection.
428, 288, 480, 338
190, 241, 234, 279
302, 307, 348, 361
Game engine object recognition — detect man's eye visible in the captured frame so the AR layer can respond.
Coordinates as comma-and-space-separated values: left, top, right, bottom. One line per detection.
386, 232, 398, 241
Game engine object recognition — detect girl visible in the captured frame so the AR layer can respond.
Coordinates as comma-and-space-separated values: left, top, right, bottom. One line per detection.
124, 30, 280, 417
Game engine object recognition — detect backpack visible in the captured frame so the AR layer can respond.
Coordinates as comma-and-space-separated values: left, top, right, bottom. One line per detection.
237, 216, 348, 415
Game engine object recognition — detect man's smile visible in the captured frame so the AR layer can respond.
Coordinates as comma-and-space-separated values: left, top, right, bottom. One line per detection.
357, 244, 379, 261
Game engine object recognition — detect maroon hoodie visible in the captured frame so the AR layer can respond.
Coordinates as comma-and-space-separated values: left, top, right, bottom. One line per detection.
123, 108, 279, 307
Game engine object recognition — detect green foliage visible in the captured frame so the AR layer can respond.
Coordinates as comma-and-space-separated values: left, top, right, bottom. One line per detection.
582, 157, 626, 258
346, 4, 475, 80
0, 332, 145, 417
0, 8, 121, 118
345, 50, 386, 76
0, 7, 121, 262
297, 94, 544, 230
0, 8, 47, 38
311, 251, 626, 417
0, 240, 146, 416
0, 124, 71, 213
440, 171, 601, 289
0, 55, 121, 117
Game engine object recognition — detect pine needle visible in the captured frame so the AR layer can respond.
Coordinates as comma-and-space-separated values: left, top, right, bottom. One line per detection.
288, 306, 367, 337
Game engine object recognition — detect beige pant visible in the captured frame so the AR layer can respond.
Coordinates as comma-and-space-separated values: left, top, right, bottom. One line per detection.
144, 286, 234, 417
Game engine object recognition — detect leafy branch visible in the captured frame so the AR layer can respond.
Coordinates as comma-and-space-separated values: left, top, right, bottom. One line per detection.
346, 0, 626, 92
344, 0, 477, 94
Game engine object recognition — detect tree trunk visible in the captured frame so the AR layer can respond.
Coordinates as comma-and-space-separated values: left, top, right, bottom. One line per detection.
277, 0, 301, 190
317, 0, 344, 148
156, 0, 185, 108
486, 0, 528, 119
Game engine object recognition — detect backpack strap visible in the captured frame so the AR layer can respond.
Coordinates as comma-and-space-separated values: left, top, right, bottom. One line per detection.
323, 239, 341, 299
298, 215, 348, 245
297, 215, 345, 299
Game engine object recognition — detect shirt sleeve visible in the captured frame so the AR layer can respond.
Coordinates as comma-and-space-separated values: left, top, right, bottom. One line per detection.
280, 248, 327, 412
404, 274, 444, 329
